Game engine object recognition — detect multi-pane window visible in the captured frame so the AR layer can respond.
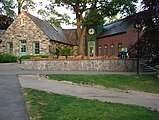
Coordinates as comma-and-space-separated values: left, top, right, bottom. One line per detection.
104, 45, 108, 55
21, 40, 26, 44
110, 44, 115, 56
21, 45, 26, 52
20, 41, 26, 53
118, 43, 122, 52
33, 42, 40, 54
7, 42, 13, 54
98, 46, 102, 56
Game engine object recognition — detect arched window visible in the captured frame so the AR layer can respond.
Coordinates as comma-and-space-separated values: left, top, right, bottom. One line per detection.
104, 45, 108, 55
98, 46, 102, 56
110, 44, 115, 56
118, 43, 122, 52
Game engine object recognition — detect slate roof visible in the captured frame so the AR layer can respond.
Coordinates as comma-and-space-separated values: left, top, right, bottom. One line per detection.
25, 12, 71, 45
98, 18, 133, 38
0, 30, 5, 37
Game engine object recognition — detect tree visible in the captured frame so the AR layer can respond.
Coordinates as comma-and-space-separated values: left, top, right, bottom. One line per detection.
37, 8, 71, 28
0, 0, 16, 18
50, 0, 137, 55
0, 15, 13, 30
16, 0, 36, 14
135, 0, 159, 66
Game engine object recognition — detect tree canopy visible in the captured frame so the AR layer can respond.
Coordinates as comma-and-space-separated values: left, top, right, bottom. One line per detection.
50, 0, 138, 55
135, 0, 159, 66
16, 0, 36, 14
37, 7, 71, 28
0, 15, 13, 30
0, 0, 16, 18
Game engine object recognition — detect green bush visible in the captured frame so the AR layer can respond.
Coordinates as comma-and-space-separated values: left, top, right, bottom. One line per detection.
39, 55, 49, 58
19, 54, 50, 63
56, 46, 73, 56
19, 55, 34, 63
0, 53, 17, 63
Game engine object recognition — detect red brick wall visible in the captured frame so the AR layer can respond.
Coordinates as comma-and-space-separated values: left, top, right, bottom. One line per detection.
97, 28, 139, 56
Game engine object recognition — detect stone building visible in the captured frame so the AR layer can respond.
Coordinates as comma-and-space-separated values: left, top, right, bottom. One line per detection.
0, 11, 72, 57
0, 11, 141, 58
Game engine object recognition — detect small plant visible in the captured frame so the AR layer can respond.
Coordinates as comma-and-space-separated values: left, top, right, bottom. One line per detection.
56, 46, 73, 56
0, 53, 17, 63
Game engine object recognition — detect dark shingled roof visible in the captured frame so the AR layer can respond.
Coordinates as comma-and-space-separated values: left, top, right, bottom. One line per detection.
0, 30, 5, 37
25, 12, 71, 45
98, 18, 133, 38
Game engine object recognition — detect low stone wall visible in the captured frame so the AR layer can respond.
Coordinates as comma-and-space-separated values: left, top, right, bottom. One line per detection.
21, 59, 136, 72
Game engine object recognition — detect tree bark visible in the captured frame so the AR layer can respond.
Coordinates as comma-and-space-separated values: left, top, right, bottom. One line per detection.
78, 26, 87, 55
18, 2, 21, 14
75, 1, 87, 55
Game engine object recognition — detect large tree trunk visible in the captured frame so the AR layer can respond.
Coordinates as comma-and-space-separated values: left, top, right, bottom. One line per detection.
75, 1, 87, 55
78, 26, 86, 55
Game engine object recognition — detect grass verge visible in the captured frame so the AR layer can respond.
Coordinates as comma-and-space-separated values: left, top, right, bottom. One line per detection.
46, 74, 159, 93
23, 88, 159, 120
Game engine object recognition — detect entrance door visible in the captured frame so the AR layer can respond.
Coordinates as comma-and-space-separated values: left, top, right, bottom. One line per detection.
20, 41, 26, 57
88, 41, 96, 56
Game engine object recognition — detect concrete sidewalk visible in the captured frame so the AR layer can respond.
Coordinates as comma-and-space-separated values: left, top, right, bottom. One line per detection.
19, 75, 159, 112
0, 75, 29, 120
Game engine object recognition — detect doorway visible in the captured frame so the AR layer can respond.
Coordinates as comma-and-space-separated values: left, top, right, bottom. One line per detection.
88, 41, 96, 56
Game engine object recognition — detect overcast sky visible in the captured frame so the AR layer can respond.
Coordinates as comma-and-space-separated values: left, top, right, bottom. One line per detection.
30, 0, 76, 29
14, 0, 142, 29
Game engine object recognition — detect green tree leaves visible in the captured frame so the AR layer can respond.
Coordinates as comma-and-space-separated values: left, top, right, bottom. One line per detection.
37, 8, 71, 28
0, 0, 16, 18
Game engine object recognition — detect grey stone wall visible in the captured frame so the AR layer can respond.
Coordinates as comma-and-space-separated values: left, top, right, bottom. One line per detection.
21, 59, 136, 72
0, 11, 50, 56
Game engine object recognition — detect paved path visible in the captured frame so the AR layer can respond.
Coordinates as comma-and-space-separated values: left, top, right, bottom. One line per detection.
19, 75, 159, 111
0, 75, 29, 120
0, 63, 158, 120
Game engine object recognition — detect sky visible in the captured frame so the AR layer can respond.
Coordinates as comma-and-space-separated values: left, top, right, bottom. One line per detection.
30, 0, 76, 29
13, 0, 142, 29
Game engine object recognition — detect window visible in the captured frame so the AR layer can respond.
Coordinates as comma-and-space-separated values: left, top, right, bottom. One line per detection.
98, 46, 102, 56
21, 45, 26, 52
118, 43, 122, 52
104, 45, 108, 55
110, 44, 115, 56
33, 42, 40, 54
21, 40, 26, 44
21, 18, 25, 25
7, 42, 13, 54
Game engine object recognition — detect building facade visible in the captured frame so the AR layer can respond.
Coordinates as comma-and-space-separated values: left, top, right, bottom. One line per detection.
0, 11, 140, 58
0, 11, 71, 57
85, 18, 138, 57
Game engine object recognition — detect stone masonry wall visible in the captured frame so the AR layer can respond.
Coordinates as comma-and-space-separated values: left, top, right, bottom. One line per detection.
0, 11, 50, 56
21, 59, 136, 72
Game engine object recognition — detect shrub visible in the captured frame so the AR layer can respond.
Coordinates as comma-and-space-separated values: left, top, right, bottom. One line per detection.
39, 55, 49, 58
19, 54, 50, 63
56, 46, 73, 56
19, 55, 34, 63
0, 53, 17, 63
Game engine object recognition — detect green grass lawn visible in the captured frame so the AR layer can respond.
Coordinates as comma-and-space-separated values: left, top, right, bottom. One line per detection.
23, 88, 159, 120
46, 74, 159, 93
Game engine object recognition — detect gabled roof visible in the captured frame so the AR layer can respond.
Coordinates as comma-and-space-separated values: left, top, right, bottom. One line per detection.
25, 12, 71, 45
98, 18, 133, 38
